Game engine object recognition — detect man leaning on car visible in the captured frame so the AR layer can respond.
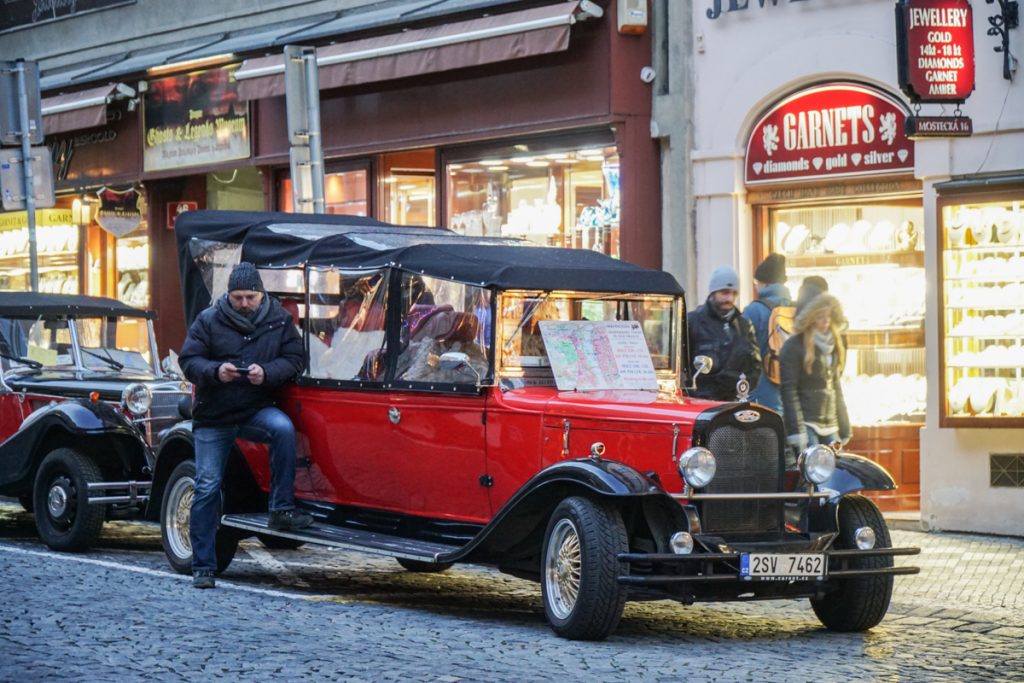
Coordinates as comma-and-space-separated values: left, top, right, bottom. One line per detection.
179, 262, 311, 589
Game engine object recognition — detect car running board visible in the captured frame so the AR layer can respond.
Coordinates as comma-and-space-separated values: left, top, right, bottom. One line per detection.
220, 513, 460, 563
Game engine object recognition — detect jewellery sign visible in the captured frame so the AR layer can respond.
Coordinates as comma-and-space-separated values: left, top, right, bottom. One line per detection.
745, 83, 914, 185
143, 65, 249, 172
896, 0, 975, 103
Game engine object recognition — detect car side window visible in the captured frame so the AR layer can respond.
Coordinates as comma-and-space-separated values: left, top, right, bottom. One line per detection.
395, 274, 491, 385
308, 268, 389, 381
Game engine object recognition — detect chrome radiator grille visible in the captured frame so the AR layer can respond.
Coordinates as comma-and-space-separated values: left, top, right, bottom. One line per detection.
700, 424, 783, 534
149, 390, 186, 427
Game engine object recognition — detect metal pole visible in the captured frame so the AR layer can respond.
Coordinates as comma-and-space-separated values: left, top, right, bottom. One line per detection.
14, 59, 38, 291
303, 50, 325, 215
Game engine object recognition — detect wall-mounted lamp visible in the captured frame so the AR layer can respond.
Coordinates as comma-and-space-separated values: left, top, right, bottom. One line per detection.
146, 53, 235, 77
71, 197, 92, 226
987, 0, 1020, 80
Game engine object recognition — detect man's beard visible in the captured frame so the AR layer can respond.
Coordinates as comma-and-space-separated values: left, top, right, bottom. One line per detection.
710, 298, 736, 321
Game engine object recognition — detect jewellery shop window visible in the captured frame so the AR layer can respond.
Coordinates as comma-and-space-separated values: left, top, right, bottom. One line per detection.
444, 133, 621, 257
940, 196, 1024, 425
0, 208, 80, 294
768, 200, 926, 426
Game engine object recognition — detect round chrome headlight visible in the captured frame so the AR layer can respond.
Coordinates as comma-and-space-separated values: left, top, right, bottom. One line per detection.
855, 526, 877, 550
678, 446, 717, 488
669, 531, 694, 555
121, 383, 152, 417
799, 444, 836, 484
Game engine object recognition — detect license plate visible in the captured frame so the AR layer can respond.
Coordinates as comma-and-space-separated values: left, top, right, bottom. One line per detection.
740, 553, 826, 579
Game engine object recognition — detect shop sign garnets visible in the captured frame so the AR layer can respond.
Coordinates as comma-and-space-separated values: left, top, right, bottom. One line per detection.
143, 65, 249, 172
896, 0, 975, 103
744, 83, 914, 185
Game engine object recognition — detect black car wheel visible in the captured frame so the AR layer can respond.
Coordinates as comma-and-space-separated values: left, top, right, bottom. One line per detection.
33, 448, 105, 552
812, 494, 895, 632
541, 496, 627, 641
395, 557, 452, 573
160, 460, 238, 575
256, 533, 305, 551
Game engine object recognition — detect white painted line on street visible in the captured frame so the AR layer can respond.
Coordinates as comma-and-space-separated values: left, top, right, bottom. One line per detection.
0, 542, 335, 601
243, 545, 311, 588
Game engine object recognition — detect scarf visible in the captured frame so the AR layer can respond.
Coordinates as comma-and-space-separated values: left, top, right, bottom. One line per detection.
813, 329, 835, 367
217, 293, 271, 334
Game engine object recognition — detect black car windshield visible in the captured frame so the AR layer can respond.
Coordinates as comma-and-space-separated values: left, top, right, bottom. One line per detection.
75, 317, 156, 373
0, 316, 77, 373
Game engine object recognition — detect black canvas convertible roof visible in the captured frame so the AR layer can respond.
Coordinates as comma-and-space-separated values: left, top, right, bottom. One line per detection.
175, 210, 685, 324
0, 292, 153, 319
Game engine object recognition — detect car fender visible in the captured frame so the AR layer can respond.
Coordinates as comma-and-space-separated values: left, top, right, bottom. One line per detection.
445, 458, 686, 564
824, 452, 897, 495
0, 398, 149, 494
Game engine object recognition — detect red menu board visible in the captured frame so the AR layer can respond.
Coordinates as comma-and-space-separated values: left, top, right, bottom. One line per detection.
896, 0, 975, 103
745, 83, 914, 185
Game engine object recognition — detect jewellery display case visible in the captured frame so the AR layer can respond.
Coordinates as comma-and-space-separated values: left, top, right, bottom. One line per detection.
939, 195, 1024, 427
0, 209, 81, 294
769, 201, 927, 426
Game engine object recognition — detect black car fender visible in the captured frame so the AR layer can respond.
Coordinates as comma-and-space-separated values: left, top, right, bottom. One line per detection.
449, 458, 688, 565
808, 453, 896, 532
827, 452, 897, 494
145, 419, 265, 521
0, 398, 150, 495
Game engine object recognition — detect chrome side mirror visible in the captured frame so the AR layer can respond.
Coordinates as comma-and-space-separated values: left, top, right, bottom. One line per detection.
688, 355, 713, 391
439, 351, 482, 384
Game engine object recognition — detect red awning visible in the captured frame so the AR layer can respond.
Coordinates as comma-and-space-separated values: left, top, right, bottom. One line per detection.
42, 83, 135, 135
234, 2, 594, 101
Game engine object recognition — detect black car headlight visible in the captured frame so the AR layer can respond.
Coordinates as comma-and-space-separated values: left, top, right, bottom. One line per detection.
121, 383, 152, 417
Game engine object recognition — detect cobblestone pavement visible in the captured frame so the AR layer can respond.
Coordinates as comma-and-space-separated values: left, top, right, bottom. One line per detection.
1, 501, 1022, 682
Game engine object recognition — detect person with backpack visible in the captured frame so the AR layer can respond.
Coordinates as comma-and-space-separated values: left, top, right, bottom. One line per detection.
743, 253, 794, 413
779, 292, 852, 465
687, 266, 761, 401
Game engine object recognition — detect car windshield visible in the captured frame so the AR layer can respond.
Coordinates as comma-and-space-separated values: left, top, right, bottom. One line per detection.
500, 291, 679, 376
75, 317, 156, 373
0, 316, 78, 373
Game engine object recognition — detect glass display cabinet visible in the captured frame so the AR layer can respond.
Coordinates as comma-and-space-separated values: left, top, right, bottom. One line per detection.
939, 194, 1024, 427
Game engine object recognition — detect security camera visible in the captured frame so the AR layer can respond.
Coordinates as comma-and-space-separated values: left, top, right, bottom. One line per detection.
640, 66, 656, 84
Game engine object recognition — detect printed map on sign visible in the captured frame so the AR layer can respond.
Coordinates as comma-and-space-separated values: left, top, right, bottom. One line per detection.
539, 321, 659, 392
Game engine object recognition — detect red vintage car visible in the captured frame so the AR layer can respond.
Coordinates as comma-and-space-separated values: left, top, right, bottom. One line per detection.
158, 210, 919, 640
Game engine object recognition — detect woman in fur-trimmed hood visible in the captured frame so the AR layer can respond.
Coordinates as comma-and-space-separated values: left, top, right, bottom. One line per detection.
779, 293, 852, 461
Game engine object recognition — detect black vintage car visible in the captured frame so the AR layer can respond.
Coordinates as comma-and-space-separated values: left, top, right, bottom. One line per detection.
0, 293, 190, 551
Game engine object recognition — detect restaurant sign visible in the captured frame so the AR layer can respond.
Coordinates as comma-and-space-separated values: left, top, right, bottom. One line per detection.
896, 0, 975, 103
745, 83, 914, 185
143, 65, 249, 172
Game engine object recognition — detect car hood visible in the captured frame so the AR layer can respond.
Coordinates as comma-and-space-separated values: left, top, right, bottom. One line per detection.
497, 386, 726, 427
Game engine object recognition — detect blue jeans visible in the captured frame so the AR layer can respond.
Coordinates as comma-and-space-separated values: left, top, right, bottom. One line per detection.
190, 406, 298, 573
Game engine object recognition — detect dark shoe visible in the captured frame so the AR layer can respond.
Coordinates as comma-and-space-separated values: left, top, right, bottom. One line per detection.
268, 509, 314, 531
192, 572, 215, 589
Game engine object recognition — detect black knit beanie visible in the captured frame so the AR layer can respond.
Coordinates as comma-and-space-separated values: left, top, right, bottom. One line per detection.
754, 253, 786, 284
227, 262, 264, 292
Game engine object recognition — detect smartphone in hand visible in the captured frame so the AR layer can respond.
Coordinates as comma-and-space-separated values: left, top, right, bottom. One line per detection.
235, 365, 251, 375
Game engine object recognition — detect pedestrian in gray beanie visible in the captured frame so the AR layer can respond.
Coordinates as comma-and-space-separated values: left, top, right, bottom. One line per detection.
228, 262, 264, 292
707, 266, 739, 295
686, 264, 761, 401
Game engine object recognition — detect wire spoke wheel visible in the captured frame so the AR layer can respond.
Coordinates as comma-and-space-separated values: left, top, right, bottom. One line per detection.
540, 496, 627, 641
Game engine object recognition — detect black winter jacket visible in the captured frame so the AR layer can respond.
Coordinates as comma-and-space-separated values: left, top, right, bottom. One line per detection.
779, 333, 851, 441
180, 296, 304, 426
686, 301, 761, 401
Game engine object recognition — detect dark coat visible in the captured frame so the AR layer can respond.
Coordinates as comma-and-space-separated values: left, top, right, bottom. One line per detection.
687, 300, 761, 401
180, 296, 304, 426
779, 294, 851, 441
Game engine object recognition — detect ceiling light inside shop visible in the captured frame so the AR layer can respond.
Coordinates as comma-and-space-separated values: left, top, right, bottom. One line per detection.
545, 153, 569, 160
398, 184, 419, 190
487, 165, 509, 171
510, 156, 534, 164
448, 164, 463, 170
480, 159, 505, 166
383, 176, 399, 183
526, 161, 550, 167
